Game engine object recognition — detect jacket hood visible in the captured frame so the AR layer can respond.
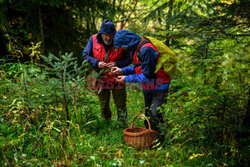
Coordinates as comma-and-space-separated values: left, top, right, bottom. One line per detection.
114, 29, 142, 48
98, 19, 116, 35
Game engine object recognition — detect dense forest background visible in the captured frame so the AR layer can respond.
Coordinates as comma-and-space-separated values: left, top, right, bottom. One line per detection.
0, 0, 249, 166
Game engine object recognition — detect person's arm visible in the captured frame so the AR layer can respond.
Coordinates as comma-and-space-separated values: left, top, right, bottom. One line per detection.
124, 47, 158, 83
106, 56, 131, 69
122, 65, 135, 75
124, 73, 150, 83
115, 50, 132, 68
140, 47, 158, 79
82, 36, 100, 69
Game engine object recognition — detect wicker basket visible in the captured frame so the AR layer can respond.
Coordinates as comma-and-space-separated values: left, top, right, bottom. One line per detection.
123, 114, 158, 149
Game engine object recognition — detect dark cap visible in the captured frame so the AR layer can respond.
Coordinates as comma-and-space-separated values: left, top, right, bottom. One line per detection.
98, 19, 116, 35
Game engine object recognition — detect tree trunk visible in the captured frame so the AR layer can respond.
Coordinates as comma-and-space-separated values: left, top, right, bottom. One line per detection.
38, 6, 47, 55
86, 7, 91, 37
165, 0, 174, 46
243, 90, 250, 128
91, 8, 97, 33
0, 29, 8, 59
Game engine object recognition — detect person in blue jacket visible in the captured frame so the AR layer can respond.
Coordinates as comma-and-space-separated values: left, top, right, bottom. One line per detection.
83, 20, 131, 127
111, 29, 170, 142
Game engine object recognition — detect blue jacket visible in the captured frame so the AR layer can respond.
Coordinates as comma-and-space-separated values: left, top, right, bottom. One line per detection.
114, 29, 170, 91
82, 20, 131, 70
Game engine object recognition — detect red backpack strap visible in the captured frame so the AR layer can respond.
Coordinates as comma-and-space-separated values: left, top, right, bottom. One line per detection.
136, 39, 151, 60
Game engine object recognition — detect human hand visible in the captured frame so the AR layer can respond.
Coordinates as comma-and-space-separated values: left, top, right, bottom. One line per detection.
98, 61, 107, 69
115, 76, 125, 84
111, 66, 123, 75
106, 62, 116, 68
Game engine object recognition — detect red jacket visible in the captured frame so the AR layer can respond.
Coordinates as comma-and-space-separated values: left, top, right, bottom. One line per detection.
92, 34, 123, 83
132, 39, 170, 90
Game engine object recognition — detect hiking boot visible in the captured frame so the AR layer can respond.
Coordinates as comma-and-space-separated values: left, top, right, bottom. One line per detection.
117, 119, 128, 128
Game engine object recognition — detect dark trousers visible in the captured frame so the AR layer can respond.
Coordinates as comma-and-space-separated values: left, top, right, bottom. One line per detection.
97, 86, 127, 125
143, 89, 168, 132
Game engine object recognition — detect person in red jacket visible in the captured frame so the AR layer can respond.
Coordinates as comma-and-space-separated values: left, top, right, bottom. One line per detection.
111, 29, 170, 143
83, 20, 131, 127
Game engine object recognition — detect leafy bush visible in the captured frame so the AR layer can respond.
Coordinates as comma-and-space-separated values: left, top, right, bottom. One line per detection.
0, 52, 100, 165
163, 76, 247, 164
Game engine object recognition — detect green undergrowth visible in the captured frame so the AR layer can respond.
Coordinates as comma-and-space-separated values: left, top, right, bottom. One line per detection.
0, 54, 248, 166
1, 87, 247, 166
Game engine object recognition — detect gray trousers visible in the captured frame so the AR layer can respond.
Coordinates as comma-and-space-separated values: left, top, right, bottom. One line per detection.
143, 89, 168, 131
97, 85, 127, 124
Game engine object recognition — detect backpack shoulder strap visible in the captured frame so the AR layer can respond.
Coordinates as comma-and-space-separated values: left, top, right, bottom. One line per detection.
136, 39, 151, 58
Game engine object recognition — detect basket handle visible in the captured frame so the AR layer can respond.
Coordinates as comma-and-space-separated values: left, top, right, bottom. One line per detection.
130, 114, 152, 131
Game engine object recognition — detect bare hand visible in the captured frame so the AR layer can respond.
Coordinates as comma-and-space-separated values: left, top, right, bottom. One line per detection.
115, 76, 125, 84
98, 61, 107, 69
106, 62, 116, 68
111, 66, 123, 75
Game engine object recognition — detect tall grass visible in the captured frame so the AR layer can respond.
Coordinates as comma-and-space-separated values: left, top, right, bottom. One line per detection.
0, 53, 248, 166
